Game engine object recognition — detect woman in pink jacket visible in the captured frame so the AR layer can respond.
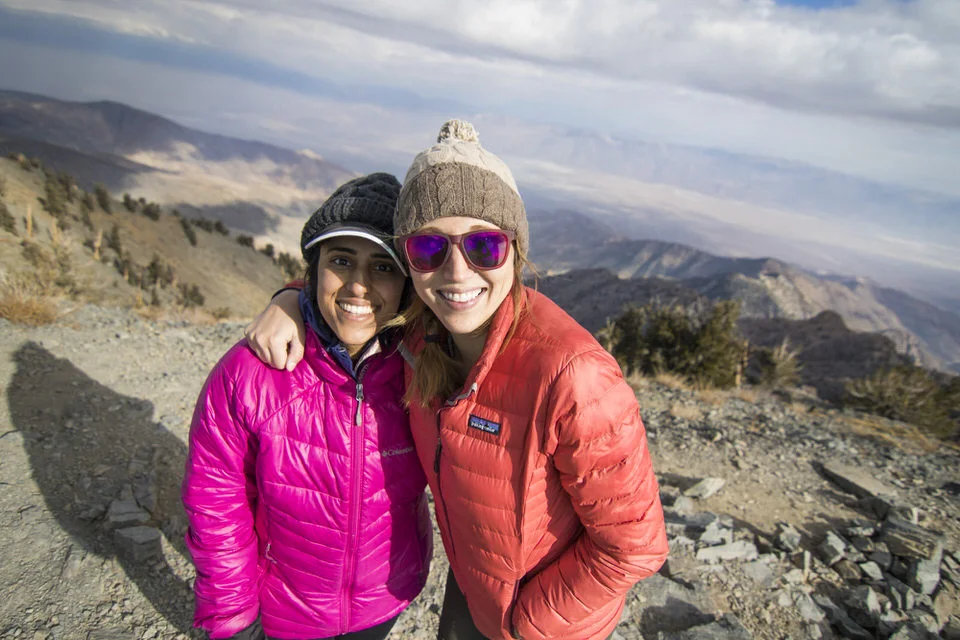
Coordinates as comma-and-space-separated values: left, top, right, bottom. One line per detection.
182, 173, 431, 640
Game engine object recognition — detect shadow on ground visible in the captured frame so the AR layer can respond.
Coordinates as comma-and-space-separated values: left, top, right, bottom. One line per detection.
8, 341, 193, 633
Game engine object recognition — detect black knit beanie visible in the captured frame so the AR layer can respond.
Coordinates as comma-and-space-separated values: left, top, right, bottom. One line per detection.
300, 172, 403, 264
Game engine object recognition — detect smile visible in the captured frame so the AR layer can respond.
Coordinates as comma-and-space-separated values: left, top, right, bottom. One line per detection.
439, 289, 483, 303
337, 301, 374, 316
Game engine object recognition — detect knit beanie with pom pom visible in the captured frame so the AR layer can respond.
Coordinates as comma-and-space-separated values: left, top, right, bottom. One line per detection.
395, 120, 529, 256
300, 172, 406, 275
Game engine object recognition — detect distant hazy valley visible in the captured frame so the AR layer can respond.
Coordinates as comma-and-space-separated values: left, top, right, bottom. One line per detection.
2, 89, 958, 374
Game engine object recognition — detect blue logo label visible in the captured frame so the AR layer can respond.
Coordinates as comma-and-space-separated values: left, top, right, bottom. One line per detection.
468, 414, 501, 436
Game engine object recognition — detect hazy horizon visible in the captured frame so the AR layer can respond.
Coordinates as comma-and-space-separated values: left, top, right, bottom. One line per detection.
0, 0, 957, 292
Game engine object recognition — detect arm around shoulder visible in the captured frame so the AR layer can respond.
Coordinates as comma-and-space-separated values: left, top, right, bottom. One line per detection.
512, 348, 668, 640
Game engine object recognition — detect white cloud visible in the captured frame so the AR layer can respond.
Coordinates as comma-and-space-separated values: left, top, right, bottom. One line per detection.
0, 0, 958, 281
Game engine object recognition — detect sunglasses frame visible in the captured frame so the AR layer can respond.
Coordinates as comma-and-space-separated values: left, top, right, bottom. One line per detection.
401, 229, 516, 273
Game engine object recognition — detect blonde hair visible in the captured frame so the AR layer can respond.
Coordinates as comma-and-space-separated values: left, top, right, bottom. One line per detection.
394, 249, 538, 407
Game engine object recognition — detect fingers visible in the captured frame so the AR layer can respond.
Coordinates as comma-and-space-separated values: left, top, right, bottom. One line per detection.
244, 291, 307, 370
286, 337, 305, 371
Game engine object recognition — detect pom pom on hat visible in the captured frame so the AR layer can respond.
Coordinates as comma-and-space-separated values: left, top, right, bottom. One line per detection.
396, 119, 528, 255
437, 119, 479, 144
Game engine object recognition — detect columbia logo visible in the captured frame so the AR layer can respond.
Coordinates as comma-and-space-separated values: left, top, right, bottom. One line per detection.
381, 445, 415, 457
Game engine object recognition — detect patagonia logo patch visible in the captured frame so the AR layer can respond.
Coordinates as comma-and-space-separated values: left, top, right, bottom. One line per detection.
468, 414, 501, 436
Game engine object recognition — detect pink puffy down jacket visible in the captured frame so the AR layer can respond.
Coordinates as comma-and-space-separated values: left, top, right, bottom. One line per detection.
182, 331, 431, 639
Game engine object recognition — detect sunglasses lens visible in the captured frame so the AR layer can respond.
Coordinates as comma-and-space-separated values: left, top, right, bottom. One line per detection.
463, 231, 510, 269
405, 234, 449, 271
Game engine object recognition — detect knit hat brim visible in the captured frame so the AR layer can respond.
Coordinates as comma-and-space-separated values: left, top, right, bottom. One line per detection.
303, 224, 408, 277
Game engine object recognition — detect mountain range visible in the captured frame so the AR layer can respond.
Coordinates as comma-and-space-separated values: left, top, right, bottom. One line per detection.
2, 89, 958, 374
528, 209, 960, 373
0, 90, 354, 251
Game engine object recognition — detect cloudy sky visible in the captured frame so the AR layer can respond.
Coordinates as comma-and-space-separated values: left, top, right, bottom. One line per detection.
0, 0, 957, 282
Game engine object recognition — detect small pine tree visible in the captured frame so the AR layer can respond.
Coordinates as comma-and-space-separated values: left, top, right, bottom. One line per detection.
42, 174, 68, 218
213, 220, 229, 236
57, 172, 77, 203
604, 300, 746, 389
260, 243, 276, 260
107, 224, 122, 254
94, 184, 111, 213
0, 202, 17, 236
142, 202, 161, 220
180, 217, 197, 247
123, 193, 137, 213
237, 234, 255, 248
277, 252, 304, 281
177, 283, 205, 308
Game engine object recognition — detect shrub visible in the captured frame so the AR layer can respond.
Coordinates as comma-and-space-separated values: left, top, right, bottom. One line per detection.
0, 174, 6, 197
180, 217, 197, 246
177, 283, 205, 308
845, 366, 959, 439
42, 174, 68, 218
57, 173, 77, 203
145, 254, 176, 288
754, 339, 802, 389
123, 193, 137, 212
213, 220, 229, 236
0, 202, 16, 236
21, 241, 59, 294
192, 217, 215, 233
601, 300, 747, 389
211, 306, 231, 320
107, 224, 122, 254
260, 243, 275, 260
277, 251, 304, 281
236, 234, 255, 248
0, 273, 58, 326
94, 184, 111, 213
141, 202, 161, 221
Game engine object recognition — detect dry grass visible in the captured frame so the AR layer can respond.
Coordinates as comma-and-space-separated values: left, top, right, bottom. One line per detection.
625, 372, 651, 392
697, 387, 728, 406
0, 273, 58, 326
669, 403, 704, 421
654, 372, 691, 390
836, 414, 946, 454
134, 304, 219, 325
733, 387, 761, 404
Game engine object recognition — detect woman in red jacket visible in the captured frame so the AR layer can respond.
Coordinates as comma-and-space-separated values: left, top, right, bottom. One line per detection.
247, 122, 668, 640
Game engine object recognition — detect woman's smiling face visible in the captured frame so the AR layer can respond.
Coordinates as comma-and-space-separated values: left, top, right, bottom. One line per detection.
315, 236, 406, 355
408, 216, 515, 342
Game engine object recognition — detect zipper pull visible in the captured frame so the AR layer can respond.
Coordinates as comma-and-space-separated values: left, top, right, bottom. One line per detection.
355, 382, 364, 426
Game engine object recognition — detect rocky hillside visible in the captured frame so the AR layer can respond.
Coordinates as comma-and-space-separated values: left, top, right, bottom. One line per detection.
1, 305, 958, 640
0, 155, 290, 319
528, 209, 960, 373
0, 91, 355, 253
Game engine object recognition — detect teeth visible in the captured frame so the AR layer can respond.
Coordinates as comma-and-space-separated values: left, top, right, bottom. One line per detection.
338, 302, 373, 315
440, 289, 482, 303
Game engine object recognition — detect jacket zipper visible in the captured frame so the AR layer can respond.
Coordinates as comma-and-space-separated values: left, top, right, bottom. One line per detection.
341, 365, 369, 634
431, 383, 478, 571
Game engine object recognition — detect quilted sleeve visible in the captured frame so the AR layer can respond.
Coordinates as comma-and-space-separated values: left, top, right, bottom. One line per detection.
182, 353, 261, 639
512, 348, 668, 640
